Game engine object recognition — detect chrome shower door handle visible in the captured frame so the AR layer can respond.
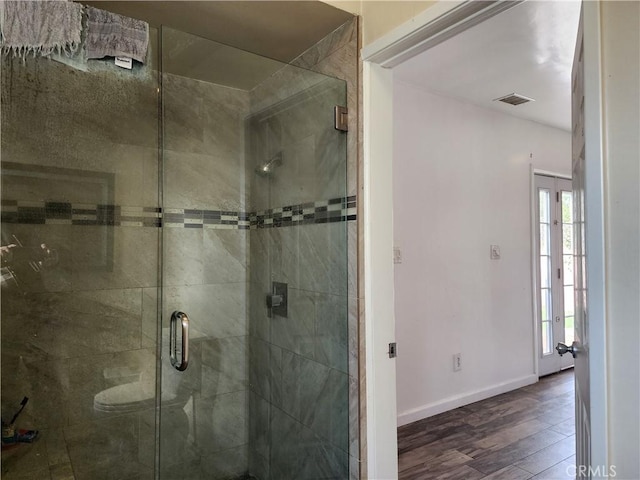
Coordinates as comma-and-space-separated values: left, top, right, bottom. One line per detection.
170, 311, 189, 371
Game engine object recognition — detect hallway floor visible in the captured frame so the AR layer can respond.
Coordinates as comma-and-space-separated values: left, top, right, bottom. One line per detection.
397, 370, 575, 480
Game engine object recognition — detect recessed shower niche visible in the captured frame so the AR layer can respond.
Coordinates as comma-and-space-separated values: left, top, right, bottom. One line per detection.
1, 7, 358, 479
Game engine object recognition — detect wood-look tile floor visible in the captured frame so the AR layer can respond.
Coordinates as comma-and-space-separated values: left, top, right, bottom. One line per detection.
398, 370, 576, 480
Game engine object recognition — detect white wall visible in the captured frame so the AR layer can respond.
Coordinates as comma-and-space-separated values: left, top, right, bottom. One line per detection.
322, 0, 437, 46
601, 2, 640, 477
393, 81, 571, 425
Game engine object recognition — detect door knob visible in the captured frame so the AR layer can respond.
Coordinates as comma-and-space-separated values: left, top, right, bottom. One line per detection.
556, 342, 578, 358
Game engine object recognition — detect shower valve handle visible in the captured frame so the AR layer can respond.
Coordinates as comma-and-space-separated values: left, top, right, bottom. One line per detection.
266, 294, 283, 309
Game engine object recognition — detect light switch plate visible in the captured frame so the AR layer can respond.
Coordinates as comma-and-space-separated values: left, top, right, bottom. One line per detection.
490, 245, 501, 260
393, 247, 402, 264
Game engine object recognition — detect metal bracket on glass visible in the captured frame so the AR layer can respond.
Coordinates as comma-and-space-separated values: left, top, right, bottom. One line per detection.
170, 311, 189, 371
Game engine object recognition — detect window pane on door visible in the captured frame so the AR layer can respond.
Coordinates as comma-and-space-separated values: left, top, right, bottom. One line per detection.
540, 190, 550, 223
564, 285, 575, 344
542, 321, 552, 355
562, 190, 575, 345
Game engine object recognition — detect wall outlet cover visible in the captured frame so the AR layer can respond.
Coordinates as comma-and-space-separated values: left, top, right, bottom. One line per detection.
490, 244, 501, 260
453, 353, 462, 372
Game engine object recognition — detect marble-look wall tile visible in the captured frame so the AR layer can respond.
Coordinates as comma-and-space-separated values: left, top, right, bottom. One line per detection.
141, 287, 159, 348
297, 223, 348, 296
246, 81, 346, 213
203, 229, 247, 285
201, 336, 248, 397
298, 423, 349, 480
249, 337, 279, 404
163, 283, 247, 339
269, 288, 315, 359
249, 282, 271, 344
291, 19, 357, 72
248, 66, 328, 116
71, 226, 159, 291
154, 402, 199, 468
64, 413, 153, 480
164, 73, 249, 159
248, 17, 358, 480
163, 150, 246, 212
315, 293, 349, 373
280, 351, 348, 450
159, 459, 202, 480
163, 227, 204, 286
2, 288, 143, 360
200, 444, 248, 480
268, 406, 302, 479
194, 391, 248, 454
269, 405, 349, 480
249, 391, 271, 466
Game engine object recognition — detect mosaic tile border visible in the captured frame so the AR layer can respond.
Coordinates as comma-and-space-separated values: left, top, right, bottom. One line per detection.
0, 196, 357, 229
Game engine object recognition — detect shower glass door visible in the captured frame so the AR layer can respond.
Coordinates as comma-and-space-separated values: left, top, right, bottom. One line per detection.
1, 36, 161, 479
159, 27, 350, 479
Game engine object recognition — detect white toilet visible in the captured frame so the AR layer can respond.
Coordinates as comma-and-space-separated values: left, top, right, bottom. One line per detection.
93, 328, 195, 414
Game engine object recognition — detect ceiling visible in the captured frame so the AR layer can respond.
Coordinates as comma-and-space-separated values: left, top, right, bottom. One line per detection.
84, 1, 353, 63
394, 0, 581, 132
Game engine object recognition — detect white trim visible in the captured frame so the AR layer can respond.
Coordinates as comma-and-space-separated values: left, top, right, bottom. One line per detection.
362, 0, 522, 67
534, 169, 573, 180
397, 374, 538, 427
581, 1, 609, 473
530, 165, 540, 378
363, 61, 397, 480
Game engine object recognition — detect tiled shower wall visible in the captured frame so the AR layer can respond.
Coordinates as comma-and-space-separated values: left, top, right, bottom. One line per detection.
0, 51, 252, 479
247, 18, 360, 480
1, 15, 359, 480
293, 18, 361, 479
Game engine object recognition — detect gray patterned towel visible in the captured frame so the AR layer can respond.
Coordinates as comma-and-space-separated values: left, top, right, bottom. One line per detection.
1, 0, 83, 58
86, 6, 149, 64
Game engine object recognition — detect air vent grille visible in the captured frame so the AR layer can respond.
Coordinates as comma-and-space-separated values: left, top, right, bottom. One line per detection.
494, 93, 535, 106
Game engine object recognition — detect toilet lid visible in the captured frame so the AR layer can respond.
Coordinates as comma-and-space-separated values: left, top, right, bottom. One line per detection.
94, 382, 179, 412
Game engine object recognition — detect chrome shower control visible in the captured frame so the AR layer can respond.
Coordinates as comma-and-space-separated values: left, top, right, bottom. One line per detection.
267, 282, 288, 318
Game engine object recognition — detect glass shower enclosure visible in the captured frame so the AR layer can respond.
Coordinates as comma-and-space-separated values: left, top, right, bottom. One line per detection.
1, 19, 349, 480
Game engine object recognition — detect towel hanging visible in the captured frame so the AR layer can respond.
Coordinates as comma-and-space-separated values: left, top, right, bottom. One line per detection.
85, 6, 149, 64
1, 0, 83, 59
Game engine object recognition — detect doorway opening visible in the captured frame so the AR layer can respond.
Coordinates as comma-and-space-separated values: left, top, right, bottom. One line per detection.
388, 1, 580, 478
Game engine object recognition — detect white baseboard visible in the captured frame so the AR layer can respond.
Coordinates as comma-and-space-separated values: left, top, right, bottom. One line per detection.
397, 374, 538, 427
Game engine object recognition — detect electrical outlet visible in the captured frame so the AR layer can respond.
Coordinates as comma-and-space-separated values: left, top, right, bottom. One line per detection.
453, 353, 462, 372
490, 244, 501, 260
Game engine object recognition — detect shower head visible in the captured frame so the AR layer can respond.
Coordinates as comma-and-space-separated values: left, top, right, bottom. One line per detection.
255, 152, 283, 177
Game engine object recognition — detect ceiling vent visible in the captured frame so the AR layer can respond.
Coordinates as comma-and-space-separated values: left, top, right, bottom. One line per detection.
493, 93, 535, 106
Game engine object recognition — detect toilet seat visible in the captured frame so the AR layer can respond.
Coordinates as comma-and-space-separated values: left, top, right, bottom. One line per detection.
93, 382, 181, 413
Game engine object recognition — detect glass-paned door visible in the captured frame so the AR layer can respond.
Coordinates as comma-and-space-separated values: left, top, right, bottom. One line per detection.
535, 174, 575, 376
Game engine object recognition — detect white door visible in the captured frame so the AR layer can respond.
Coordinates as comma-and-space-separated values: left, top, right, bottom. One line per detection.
535, 175, 575, 376
570, 11, 591, 472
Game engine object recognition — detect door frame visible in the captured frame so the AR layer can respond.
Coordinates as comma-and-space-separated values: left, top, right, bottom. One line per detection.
362, 1, 608, 477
